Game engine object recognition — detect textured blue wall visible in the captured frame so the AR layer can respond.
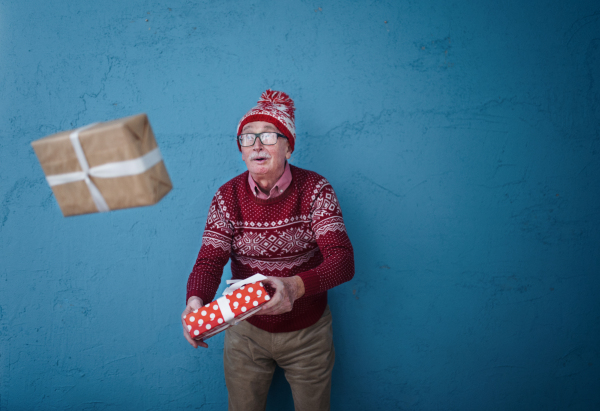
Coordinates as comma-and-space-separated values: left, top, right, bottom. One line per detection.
1, 0, 599, 410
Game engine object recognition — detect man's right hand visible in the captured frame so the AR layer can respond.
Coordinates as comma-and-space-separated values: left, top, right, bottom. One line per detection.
182, 296, 208, 349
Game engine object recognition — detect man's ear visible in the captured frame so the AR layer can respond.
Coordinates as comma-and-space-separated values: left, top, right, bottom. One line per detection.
285, 144, 292, 160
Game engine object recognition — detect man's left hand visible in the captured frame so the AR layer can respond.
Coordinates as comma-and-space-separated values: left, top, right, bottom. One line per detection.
259, 276, 305, 316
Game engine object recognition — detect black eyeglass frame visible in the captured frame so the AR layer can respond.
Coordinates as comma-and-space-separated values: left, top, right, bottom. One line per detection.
237, 132, 288, 147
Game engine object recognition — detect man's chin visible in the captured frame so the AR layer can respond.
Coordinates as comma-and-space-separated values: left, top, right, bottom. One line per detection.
249, 164, 271, 175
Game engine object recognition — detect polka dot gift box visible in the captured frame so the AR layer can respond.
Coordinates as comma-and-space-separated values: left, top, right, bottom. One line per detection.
184, 274, 271, 341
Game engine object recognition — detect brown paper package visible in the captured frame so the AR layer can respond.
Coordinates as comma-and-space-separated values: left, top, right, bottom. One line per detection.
31, 114, 172, 217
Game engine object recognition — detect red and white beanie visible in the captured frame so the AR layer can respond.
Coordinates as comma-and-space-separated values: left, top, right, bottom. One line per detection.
237, 89, 296, 152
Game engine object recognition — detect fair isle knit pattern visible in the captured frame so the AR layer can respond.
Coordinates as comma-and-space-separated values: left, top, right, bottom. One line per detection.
187, 165, 355, 333
236, 90, 297, 152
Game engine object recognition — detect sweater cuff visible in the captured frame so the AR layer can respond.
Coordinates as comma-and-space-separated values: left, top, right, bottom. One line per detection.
297, 269, 321, 297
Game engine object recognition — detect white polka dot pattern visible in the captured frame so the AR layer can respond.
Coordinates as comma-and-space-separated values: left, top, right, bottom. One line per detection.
183, 279, 270, 341
186, 165, 354, 333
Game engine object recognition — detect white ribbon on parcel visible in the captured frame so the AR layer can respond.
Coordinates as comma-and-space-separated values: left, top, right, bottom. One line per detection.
216, 296, 236, 324
223, 274, 268, 296
44, 123, 164, 213
213, 274, 268, 326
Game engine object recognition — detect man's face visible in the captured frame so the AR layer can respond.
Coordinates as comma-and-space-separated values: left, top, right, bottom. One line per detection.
240, 121, 291, 178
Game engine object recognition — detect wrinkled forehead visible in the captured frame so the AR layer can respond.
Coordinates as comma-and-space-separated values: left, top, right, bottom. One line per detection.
241, 121, 281, 134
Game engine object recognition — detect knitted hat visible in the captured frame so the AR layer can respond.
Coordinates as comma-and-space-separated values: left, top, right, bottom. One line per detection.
237, 90, 296, 152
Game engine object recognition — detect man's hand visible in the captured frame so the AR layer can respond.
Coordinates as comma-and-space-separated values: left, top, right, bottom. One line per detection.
259, 276, 305, 316
182, 296, 208, 349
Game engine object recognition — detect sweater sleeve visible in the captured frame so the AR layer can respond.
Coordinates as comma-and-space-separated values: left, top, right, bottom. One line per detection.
186, 191, 233, 304
297, 182, 355, 297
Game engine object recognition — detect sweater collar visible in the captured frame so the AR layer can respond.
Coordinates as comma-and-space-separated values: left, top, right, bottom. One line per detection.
247, 161, 292, 200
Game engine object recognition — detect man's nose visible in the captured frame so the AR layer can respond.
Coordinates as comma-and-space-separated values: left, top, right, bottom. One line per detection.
253, 138, 264, 150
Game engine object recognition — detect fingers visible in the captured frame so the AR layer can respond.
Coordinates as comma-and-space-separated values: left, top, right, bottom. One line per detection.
181, 306, 194, 331
259, 291, 283, 316
182, 297, 207, 349
182, 320, 210, 349
183, 328, 198, 348
182, 320, 209, 349
260, 276, 283, 313
261, 276, 282, 290
259, 278, 294, 315
261, 300, 292, 315
181, 311, 198, 348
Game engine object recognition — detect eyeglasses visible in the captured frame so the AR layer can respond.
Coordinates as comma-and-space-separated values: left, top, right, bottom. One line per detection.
237, 132, 287, 147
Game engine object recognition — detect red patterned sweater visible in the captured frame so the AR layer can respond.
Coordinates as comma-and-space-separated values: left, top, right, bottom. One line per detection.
186, 165, 354, 333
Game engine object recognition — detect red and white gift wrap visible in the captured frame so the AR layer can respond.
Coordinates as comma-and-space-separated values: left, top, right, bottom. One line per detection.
183, 274, 271, 340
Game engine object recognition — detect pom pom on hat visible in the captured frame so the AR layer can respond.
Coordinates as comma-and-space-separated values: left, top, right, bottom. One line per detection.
256, 90, 295, 121
237, 90, 296, 152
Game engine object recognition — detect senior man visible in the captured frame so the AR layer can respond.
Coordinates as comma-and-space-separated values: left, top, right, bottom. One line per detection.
182, 90, 354, 411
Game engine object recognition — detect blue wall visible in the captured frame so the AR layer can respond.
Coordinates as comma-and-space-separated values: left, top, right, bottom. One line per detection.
1, 0, 599, 409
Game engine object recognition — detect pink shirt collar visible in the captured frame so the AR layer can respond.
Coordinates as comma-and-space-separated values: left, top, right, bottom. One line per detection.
248, 161, 292, 199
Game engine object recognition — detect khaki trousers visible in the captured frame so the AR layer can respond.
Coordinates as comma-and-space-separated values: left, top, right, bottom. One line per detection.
223, 306, 335, 411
